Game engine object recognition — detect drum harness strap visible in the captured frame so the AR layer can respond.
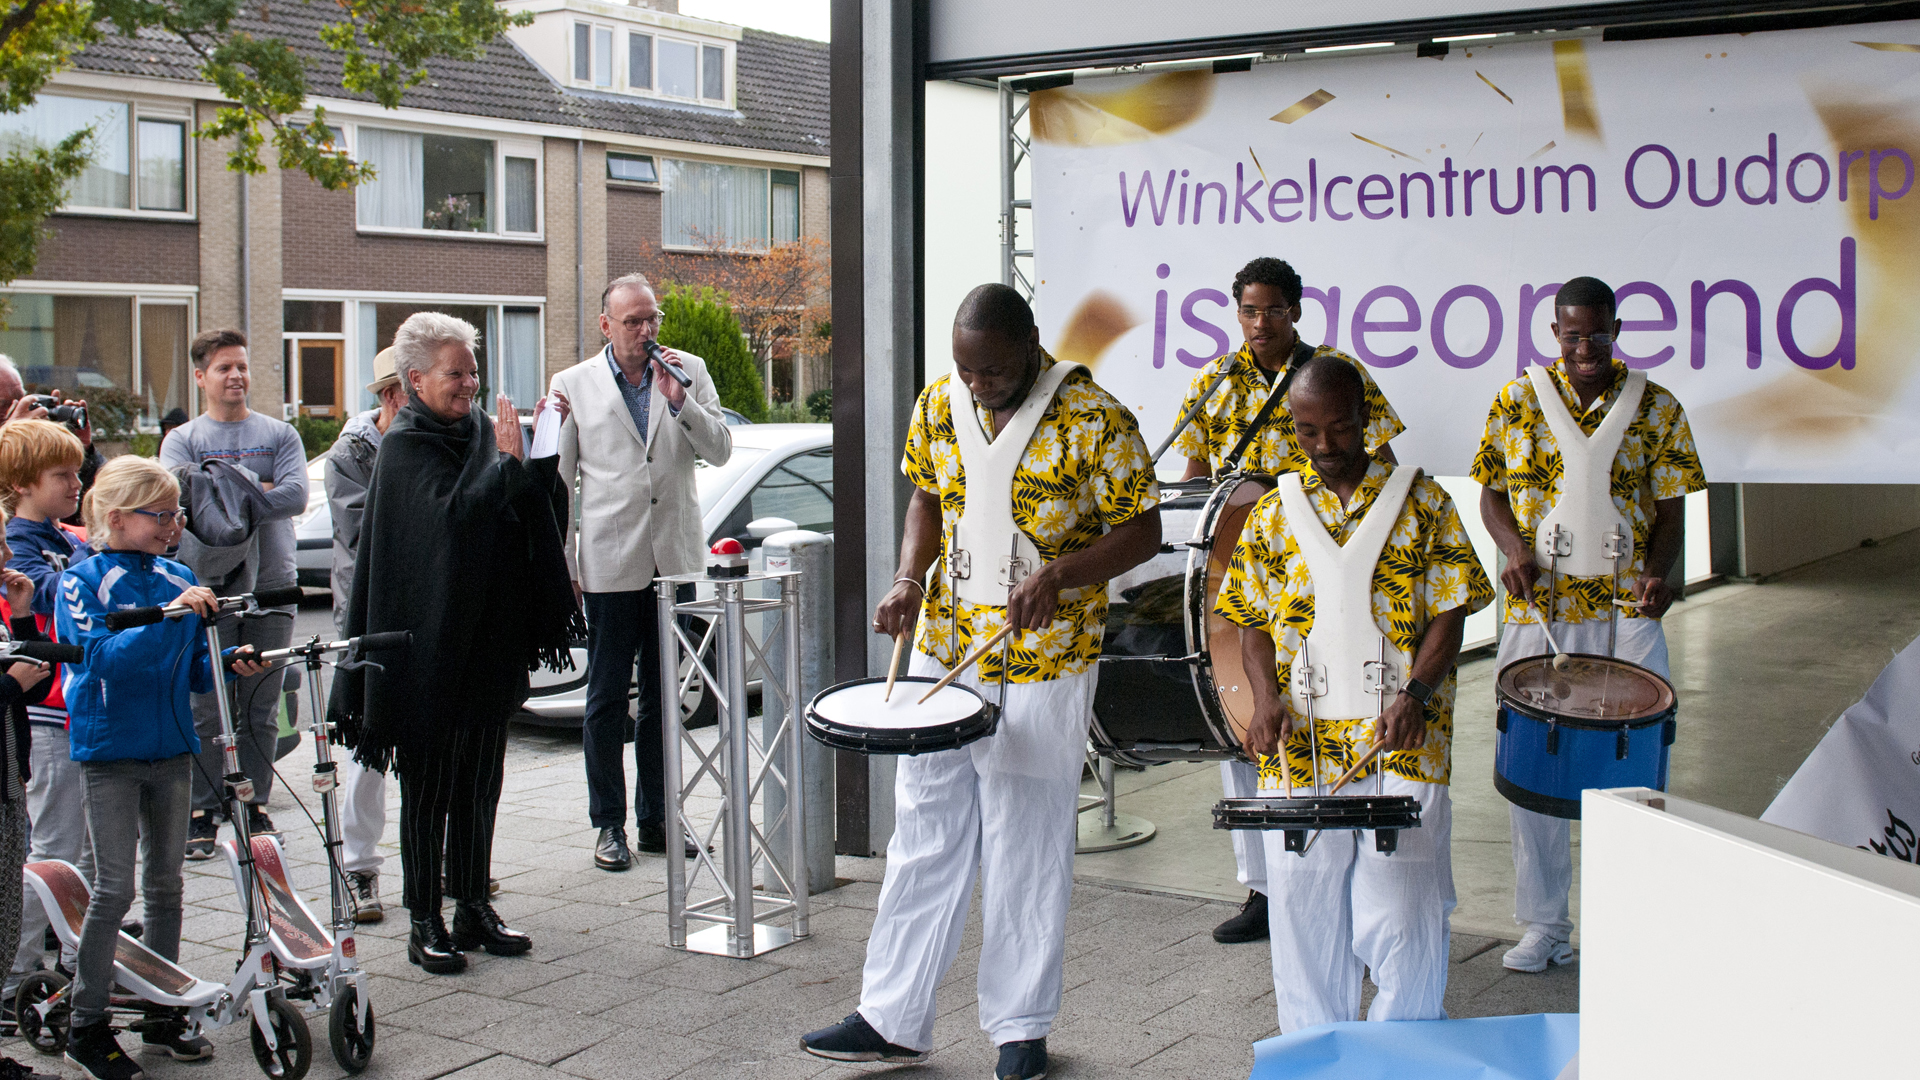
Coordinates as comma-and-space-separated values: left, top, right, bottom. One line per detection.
1219, 339, 1317, 475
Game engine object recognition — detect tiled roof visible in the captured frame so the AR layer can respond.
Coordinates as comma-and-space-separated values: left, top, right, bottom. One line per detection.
67, 0, 829, 158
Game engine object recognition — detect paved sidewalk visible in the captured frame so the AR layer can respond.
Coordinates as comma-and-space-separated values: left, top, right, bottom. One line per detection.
1, 720, 1574, 1080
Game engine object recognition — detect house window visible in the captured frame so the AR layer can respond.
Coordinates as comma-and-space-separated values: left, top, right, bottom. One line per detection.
652, 38, 728, 102
593, 27, 614, 87
354, 300, 544, 412
356, 127, 540, 236
0, 292, 190, 424
607, 152, 657, 184
702, 46, 726, 101
0, 95, 190, 216
574, 22, 614, 87
628, 33, 652, 90
663, 160, 804, 249
137, 302, 191, 422
573, 23, 592, 81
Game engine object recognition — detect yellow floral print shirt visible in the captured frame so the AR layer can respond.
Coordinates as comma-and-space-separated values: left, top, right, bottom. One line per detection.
1214, 458, 1493, 787
1470, 359, 1707, 626
903, 351, 1161, 684
1171, 343, 1405, 475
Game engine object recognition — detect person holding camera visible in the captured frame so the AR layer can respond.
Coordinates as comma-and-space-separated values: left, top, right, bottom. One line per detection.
549, 273, 730, 870
0, 356, 103, 529
157, 329, 308, 861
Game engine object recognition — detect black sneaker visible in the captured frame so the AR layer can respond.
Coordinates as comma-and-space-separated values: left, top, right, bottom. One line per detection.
247, 807, 281, 842
0, 1054, 59, 1079
184, 813, 218, 861
995, 1038, 1048, 1080
1212, 890, 1270, 944
799, 1013, 926, 1063
65, 1023, 144, 1080
139, 1017, 213, 1061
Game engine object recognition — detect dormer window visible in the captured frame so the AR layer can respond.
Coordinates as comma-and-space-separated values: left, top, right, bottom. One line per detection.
574, 22, 614, 88
523, 4, 736, 105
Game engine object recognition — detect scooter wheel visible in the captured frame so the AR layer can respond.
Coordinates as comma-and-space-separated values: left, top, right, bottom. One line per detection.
250, 991, 312, 1080
328, 984, 375, 1073
14, 970, 70, 1054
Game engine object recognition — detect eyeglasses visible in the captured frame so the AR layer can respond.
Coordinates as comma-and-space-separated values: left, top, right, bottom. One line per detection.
1557, 332, 1615, 348
128, 508, 184, 526
618, 313, 664, 332
1238, 306, 1293, 323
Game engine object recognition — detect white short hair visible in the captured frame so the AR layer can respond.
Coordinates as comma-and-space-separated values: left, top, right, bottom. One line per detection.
391, 312, 478, 386
0, 355, 19, 379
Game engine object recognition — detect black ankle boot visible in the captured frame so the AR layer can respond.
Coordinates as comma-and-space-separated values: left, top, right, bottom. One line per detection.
408, 914, 467, 974
451, 901, 532, 956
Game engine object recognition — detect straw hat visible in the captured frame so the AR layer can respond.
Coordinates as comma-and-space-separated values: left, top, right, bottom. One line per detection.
366, 346, 400, 395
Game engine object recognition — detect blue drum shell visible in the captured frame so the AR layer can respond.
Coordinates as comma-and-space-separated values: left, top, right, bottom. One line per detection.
1494, 700, 1675, 820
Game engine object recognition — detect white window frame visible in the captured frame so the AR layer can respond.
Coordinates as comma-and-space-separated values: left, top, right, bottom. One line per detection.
281, 289, 547, 416
659, 156, 801, 252
571, 20, 617, 90
18, 92, 198, 221
648, 34, 733, 107
351, 123, 545, 242
0, 280, 200, 427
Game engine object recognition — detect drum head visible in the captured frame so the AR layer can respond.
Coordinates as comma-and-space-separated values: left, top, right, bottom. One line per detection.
1497, 653, 1675, 725
1193, 474, 1277, 755
806, 677, 996, 755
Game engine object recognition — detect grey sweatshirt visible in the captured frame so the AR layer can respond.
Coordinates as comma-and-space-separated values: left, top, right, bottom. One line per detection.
159, 410, 309, 590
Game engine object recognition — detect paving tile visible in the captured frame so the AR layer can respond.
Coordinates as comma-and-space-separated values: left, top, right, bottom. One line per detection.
552, 1028, 718, 1080
458, 1004, 620, 1064
379, 989, 532, 1037
1044, 1014, 1191, 1069
1133, 1032, 1257, 1076
649, 952, 790, 994
513, 971, 664, 1014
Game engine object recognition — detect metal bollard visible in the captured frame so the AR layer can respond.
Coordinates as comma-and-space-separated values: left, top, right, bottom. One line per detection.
764, 532, 837, 894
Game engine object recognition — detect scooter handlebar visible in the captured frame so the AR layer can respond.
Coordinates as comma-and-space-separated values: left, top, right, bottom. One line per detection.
357, 631, 412, 652
101, 586, 305, 631
0, 641, 84, 665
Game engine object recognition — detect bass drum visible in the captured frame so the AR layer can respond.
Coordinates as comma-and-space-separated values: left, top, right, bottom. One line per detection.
1091, 474, 1275, 765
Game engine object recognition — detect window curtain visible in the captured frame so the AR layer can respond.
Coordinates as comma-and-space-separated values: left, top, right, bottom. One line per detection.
357, 301, 380, 411
138, 303, 190, 422
0, 96, 130, 209
501, 308, 542, 407
357, 127, 424, 228
661, 159, 768, 249
772, 174, 799, 244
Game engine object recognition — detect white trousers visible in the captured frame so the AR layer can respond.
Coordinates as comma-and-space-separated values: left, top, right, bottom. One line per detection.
1260, 774, 1454, 1031
858, 654, 1095, 1051
1221, 760, 1268, 895
1497, 616, 1669, 936
337, 755, 388, 873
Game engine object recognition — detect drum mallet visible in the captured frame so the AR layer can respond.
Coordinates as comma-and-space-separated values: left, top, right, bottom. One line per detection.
883, 631, 908, 702
917, 624, 1017, 704
1530, 600, 1574, 672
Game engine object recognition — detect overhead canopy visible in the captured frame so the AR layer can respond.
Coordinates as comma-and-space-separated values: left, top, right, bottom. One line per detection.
926, 0, 1920, 77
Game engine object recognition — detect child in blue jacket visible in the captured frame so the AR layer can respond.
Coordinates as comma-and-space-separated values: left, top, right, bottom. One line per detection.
54, 457, 263, 1080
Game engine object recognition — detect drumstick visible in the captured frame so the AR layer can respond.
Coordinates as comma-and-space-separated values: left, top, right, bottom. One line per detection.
1327, 741, 1386, 795
916, 624, 1017, 704
883, 631, 908, 702
1529, 599, 1573, 672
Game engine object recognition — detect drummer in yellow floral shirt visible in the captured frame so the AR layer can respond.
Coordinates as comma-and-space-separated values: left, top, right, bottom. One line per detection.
1214, 356, 1492, 1033
1169, 256, 1405, 947
800, 284, 1160, 1080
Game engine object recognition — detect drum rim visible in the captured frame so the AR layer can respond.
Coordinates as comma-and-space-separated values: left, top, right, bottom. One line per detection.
1212, 793, 1423, 829
1182, 472, 1277, 760
805, 675, 995, 742
1494, 652, 1676, 728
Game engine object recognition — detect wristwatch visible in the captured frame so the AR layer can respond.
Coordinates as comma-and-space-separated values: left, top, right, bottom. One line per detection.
1400, 677, 1436, 706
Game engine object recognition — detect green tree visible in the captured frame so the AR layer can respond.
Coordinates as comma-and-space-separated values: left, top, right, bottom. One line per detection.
0, 0, 529, 291
657, 284, 766, 422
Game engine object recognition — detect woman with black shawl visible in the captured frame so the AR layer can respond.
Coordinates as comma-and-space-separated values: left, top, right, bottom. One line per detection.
331, 311, 583, 974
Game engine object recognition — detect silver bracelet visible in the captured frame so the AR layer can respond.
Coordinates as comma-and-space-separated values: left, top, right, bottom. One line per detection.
894, 577, 925, 593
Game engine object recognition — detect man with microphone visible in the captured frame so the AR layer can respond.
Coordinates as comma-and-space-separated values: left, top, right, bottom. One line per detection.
550, 274, 731, 869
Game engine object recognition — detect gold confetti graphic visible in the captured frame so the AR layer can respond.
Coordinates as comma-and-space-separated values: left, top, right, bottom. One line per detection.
1052, 292, 1139, 371
1553, 39, 1604, 141
1476, 71, 1514, 104
1351, 132, 1423, 162
1526, 140, 1557, 160
1272, 89, 1335, 124
1853, 41, 1920, 52
1248, 147, 1269, 183
1030, 70, 1214, 147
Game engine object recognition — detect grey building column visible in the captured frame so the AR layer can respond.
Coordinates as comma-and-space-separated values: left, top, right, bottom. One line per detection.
830, 0, 925, 856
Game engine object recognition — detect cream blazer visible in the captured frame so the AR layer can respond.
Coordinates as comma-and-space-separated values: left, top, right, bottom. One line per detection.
553, 346, 733, 593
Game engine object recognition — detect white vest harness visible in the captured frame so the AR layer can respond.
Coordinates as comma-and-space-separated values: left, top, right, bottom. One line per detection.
1526, 365, 1646, 577
1279, 465, 1420, 723
946, 361, 1082, 605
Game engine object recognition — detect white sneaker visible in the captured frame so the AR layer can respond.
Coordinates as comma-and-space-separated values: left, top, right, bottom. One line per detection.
1502, 929, 1574, 972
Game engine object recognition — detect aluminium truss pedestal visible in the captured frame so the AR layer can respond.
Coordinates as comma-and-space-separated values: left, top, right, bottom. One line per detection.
657, 570, 810, 958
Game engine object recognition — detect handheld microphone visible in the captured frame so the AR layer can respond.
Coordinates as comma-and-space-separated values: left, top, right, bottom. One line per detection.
643, 340, 694, 388
0, 641, 83, 665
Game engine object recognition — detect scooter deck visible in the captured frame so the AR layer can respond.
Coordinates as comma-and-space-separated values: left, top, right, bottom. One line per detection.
22, 860, 226, 1008
222, 836, 334, 968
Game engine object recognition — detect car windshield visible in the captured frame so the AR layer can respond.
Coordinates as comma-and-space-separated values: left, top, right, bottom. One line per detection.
695, 448, 767, 518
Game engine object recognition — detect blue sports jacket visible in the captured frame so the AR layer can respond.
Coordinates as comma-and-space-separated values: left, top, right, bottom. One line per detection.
56, 550, 218, 763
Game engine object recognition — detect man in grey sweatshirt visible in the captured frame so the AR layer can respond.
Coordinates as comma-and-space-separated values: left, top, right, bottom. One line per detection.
158, 328, 308, 860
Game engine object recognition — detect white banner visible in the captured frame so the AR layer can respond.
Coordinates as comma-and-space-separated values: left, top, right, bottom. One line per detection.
1030, 21, 1920, 482
1761, 632, 1920, 864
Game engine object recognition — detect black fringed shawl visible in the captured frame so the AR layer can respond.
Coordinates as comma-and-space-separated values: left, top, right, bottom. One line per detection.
331, 397, 584, 771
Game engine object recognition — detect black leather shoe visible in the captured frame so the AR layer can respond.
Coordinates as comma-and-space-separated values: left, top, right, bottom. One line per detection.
634, 821, 700, 858
1212, 890, 1270, 944
407, 914, 466, 974
594, 826, 632, 871
451, 901, 532, 956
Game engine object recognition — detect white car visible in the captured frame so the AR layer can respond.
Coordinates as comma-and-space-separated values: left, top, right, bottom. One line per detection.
293, 423, 834, 726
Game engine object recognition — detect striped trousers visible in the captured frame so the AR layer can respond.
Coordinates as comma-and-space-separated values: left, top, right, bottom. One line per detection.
395, 722, 509, 916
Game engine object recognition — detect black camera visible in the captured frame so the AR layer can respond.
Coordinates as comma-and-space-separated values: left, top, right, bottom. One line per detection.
23, 394, 86, 432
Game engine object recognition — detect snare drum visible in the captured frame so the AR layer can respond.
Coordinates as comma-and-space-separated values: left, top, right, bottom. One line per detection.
1092, 474, 1274, 765
1214, 795, 1423, 854
1494, 653, 1677, 819
805, 677, 998, 756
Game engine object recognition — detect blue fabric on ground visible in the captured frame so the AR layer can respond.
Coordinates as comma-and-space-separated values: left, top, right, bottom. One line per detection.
1250, 1013, 1579, 1080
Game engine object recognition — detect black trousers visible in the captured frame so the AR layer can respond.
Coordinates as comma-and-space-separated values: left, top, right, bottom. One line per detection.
396, 721, 508, 916
581, 587, 666, 830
